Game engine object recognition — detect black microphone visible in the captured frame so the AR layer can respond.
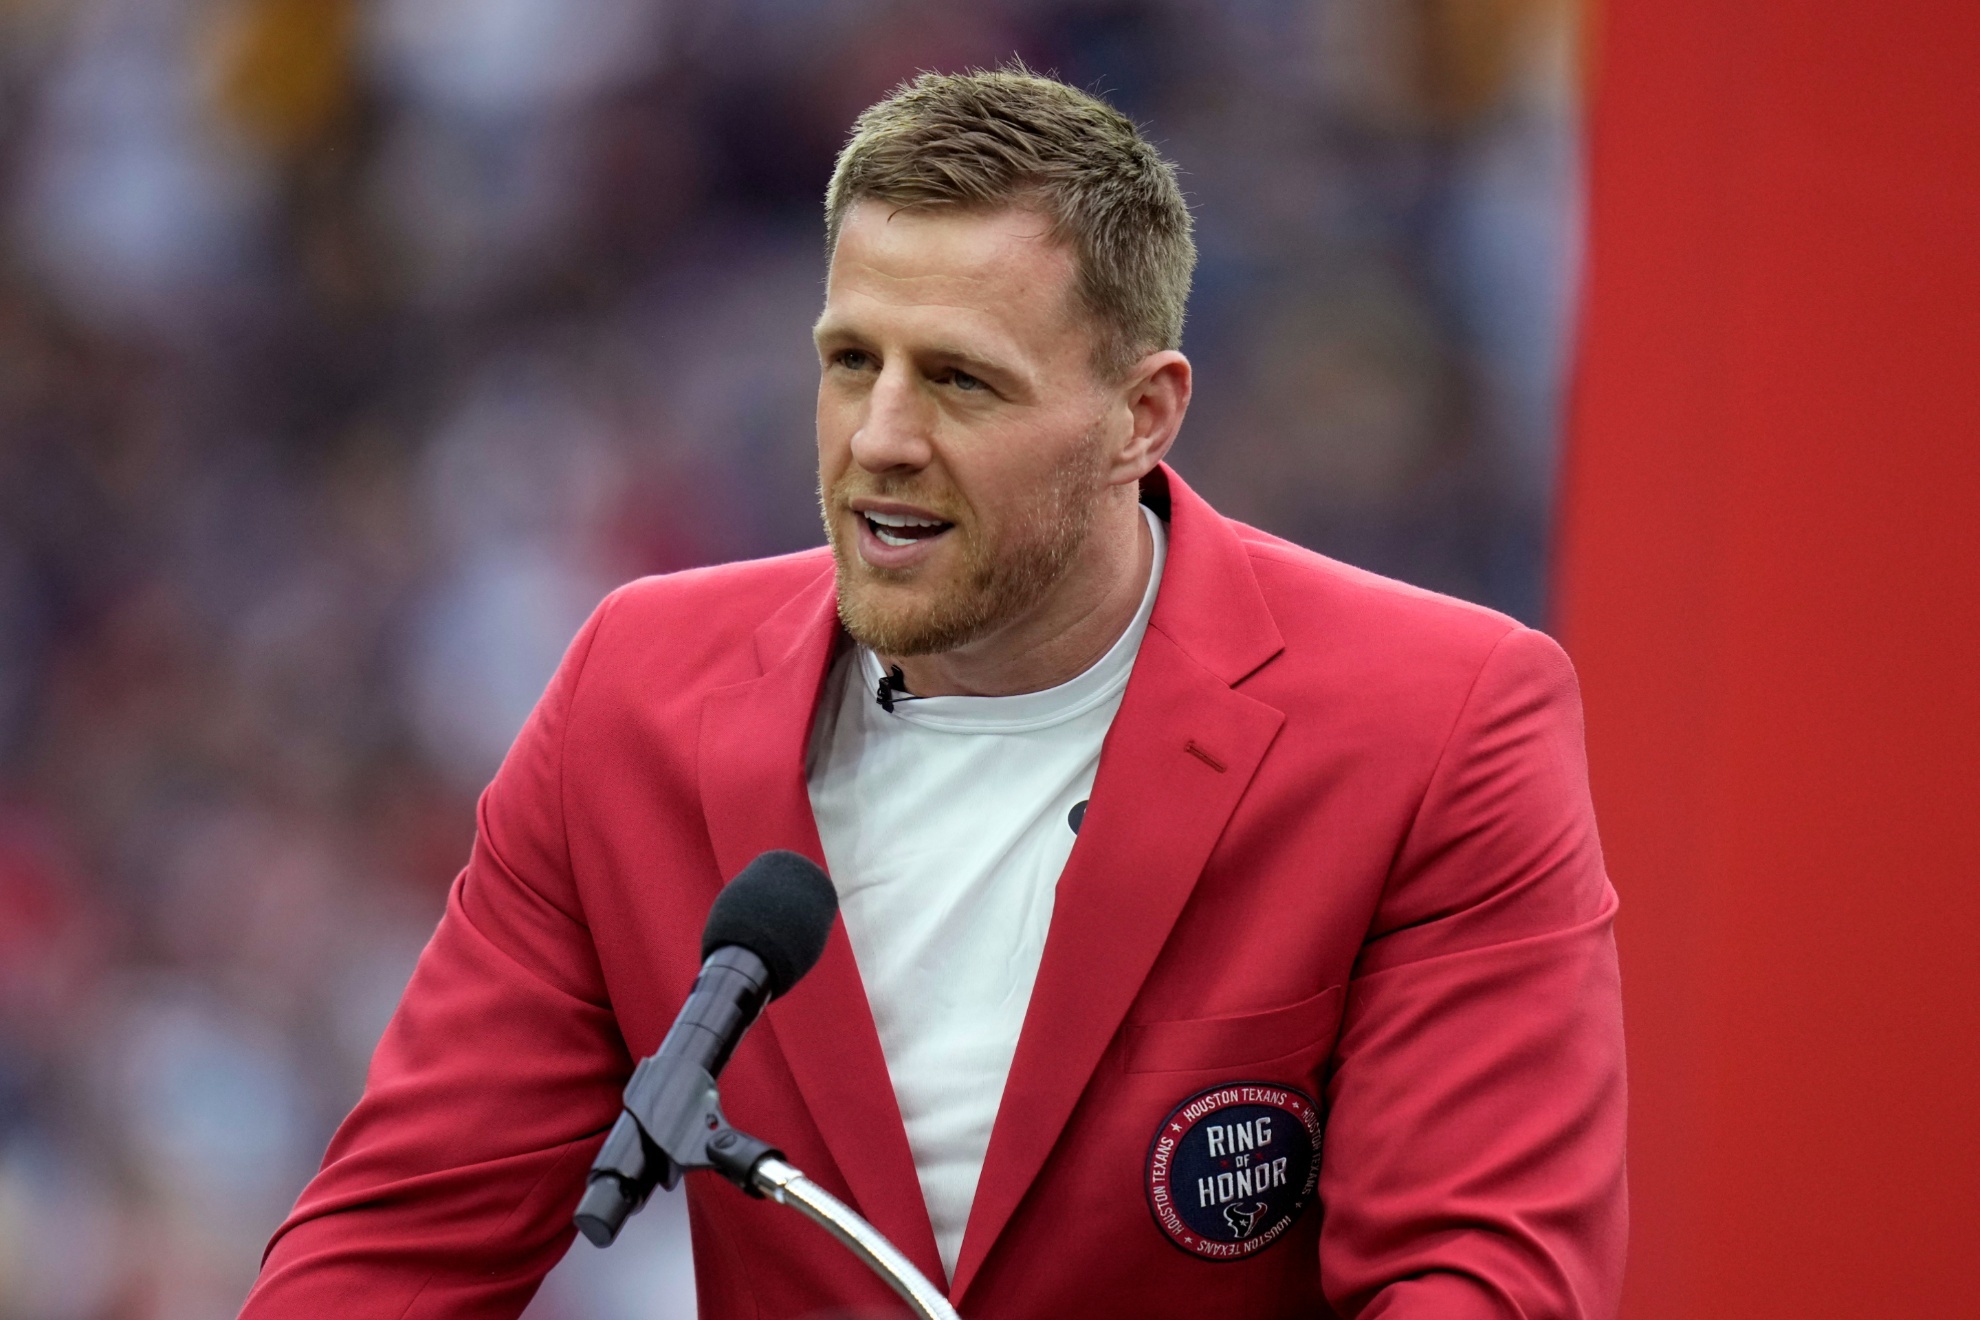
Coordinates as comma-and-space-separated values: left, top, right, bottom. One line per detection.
875, 664, 925, 713
575, 851, 837, 1246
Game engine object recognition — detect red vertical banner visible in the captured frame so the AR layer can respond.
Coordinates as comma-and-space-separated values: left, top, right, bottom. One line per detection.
1556, 1, 1980, 1316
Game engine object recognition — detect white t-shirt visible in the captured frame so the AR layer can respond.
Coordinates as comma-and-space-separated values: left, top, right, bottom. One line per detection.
804, 507, 1167, 1280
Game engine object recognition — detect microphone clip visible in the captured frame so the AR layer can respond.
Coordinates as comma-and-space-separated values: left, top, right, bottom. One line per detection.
576, 1058, 783, 1245
875, 664, 923, 714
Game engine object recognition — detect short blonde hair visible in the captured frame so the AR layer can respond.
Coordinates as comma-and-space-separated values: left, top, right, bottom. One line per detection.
826, 66, 1195, 379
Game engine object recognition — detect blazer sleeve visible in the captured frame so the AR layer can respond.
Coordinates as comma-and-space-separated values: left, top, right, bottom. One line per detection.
1319, 626, 1627, 1320
241, 593, 633, 1319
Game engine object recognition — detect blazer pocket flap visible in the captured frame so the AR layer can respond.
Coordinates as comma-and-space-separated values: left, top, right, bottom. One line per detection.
1125, 985, 1346, 1075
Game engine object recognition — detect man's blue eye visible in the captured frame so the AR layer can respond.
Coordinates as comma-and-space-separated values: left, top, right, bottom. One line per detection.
950, 371, 983, 391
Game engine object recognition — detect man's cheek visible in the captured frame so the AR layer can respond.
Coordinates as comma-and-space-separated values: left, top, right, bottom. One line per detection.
815, 426, 848, 475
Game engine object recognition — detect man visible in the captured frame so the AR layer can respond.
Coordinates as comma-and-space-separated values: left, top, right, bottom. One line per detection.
243, 69, 1624, 1319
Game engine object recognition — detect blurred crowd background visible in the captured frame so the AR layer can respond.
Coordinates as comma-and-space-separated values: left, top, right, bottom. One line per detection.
0, 1, 1579, 1316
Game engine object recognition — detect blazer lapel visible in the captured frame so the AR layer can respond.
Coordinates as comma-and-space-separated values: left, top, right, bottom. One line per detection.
697, 563, 947, 1286
951, 467, 1288, 1301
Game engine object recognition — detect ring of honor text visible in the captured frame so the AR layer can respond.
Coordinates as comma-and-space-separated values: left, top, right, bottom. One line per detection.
1144, 1082, 1321, 1260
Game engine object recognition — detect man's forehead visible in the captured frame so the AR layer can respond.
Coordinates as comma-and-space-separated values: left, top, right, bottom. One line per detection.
819, 201, 1079, 332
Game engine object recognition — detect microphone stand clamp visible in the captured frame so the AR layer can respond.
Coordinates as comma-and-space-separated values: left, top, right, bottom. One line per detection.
576, 1059, 961, 1320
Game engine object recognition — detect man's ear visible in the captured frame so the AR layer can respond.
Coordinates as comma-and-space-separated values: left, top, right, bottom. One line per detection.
1106, 350, 1192, 486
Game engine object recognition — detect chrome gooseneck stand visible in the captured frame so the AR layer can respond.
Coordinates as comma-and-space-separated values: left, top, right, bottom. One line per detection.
575, 1053, 960, 1320
748, 1156, 961, 1320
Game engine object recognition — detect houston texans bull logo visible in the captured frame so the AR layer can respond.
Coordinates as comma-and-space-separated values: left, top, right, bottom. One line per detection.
1222, 1201, 1269, 1239
1144, 1083, 1323, 1261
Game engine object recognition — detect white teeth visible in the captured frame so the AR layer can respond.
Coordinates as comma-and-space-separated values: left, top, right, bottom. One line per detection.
861, 510, 950, 548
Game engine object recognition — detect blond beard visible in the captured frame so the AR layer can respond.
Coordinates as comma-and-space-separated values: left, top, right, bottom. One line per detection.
821, 440, 1106, 657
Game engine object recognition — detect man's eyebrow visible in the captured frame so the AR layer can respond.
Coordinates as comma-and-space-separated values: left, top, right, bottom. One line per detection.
917, 342, 1021, 380
810, 324, 1023, 380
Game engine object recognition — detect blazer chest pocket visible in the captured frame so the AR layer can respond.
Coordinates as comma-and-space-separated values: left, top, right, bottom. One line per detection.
1124, 984, 1346, 1075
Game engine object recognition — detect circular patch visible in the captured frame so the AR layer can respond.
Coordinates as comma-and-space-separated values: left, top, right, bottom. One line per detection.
1145, 1082, 1321, 1260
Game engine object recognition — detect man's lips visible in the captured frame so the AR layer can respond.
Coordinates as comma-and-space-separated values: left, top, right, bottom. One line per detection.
862, 511, 951, 546
848, 501, 955, 567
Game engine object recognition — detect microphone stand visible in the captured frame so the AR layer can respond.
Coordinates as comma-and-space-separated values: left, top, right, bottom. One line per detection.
576, 1057, 961, 1320
747, 1155, 960, 1320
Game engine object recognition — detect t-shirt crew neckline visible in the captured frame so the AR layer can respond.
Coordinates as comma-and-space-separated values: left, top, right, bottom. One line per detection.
855, 505, 1168, 736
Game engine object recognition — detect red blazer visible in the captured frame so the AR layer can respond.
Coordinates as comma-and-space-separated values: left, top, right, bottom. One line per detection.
243, 466, 1625, 1319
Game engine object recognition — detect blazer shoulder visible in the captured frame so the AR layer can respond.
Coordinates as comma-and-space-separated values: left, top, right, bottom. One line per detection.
606, 547, 833, 616
1235, 522, 1522, 643
1225, 520, 1568, 718
583, 547, 834, 682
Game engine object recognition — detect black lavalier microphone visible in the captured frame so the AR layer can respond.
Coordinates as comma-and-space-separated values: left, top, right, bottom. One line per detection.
875, 664, 925, 713
575, 851, 837, 1246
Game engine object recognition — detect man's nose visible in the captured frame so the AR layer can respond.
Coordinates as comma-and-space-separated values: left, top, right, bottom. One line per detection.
849, 363, 934, 473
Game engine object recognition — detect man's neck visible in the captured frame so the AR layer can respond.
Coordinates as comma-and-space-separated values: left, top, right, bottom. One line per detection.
882, 502, 1154, 698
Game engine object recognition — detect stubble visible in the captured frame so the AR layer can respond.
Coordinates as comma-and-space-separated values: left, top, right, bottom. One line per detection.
821, 438, 1106, 657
